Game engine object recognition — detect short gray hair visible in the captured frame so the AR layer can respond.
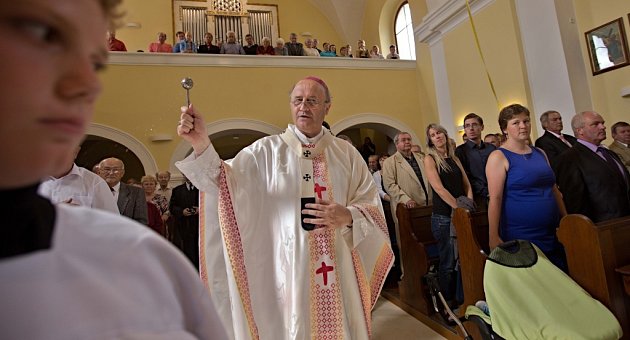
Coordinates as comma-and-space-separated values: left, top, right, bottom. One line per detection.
571, 111, 589, 135
394, 132, 411, 144
539, 110, 559, 129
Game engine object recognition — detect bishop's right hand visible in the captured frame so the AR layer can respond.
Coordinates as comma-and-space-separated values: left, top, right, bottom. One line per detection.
177, 104, 210, 155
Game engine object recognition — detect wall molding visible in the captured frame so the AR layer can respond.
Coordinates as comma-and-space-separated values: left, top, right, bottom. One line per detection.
415, 0, 494, 46
170, 118, 283, 173
107, 52, 417, 70
332, 113, 421, 144
169, 114, 419, 173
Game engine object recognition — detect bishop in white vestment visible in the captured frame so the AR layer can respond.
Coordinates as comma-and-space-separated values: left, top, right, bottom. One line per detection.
176, 77, 394, 339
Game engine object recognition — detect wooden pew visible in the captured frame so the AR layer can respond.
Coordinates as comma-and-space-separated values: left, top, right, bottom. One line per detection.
396, 203, 437, 315
452, 208, 490, 318
615, 265, 630, 297
558, 214, 630, 338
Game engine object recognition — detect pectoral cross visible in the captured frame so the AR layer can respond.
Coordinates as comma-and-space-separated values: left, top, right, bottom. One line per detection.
314, 182, 327, 199
315, 261, 334, 286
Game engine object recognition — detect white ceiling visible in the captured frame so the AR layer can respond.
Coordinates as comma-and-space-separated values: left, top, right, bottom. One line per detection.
306, 0, 367, 43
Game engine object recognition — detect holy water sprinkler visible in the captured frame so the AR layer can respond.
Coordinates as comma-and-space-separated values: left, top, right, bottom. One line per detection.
181, 77, 194, 106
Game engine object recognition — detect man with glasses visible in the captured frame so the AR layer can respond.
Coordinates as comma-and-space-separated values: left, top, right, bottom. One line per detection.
455, 113, 496, 210
175, 76, 393, 339
99, 157, 148, 225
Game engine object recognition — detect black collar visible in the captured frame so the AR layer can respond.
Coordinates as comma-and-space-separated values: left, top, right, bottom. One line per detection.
0, 184, 55, 259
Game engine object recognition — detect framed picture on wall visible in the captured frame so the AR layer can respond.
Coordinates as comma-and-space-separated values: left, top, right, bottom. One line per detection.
585, 17, 630, 75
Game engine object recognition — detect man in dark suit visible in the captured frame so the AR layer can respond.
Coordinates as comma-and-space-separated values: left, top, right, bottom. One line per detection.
555, 111, 630, 223
169, 177, 200, 269
535, 110, 577, 169
455, 113, 496, 210
99, 157, 148, 225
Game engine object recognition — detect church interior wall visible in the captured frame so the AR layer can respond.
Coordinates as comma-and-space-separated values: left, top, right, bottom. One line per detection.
572, 0, 630, 122
115, 0, 344, 52
414, 41, 440, 135
97, 0, 630, 173
114, 0, 172, 51
439, 0, 532, 137
95, 58, 422, 172
249, 0, 343, 46
370, 0, 437, 143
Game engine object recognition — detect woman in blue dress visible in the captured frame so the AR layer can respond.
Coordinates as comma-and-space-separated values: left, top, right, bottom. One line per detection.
486, 104, 568, 271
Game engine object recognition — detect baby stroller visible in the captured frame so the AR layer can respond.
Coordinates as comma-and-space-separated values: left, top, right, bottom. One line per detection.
427, 240, 623, 339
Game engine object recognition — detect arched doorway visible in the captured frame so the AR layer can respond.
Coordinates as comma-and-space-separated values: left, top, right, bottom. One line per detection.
79, 135, 145, 184
210, 129, 269, 159
86, 123, 158, 176
170, 118, 283, 173
332, 113, 421, 158
336, 126, 394, 162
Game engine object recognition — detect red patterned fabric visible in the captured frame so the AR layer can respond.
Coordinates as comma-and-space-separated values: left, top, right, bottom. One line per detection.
216, 163, 260, 339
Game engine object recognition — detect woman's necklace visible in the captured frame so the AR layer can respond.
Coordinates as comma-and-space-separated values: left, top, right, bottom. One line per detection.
504, 142, 532, 160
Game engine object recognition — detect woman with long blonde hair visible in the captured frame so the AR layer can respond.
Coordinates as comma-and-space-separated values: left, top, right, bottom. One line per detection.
423, 123, 473, 305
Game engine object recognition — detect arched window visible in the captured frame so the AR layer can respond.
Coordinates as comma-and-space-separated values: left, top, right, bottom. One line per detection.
395, 2, 416, 60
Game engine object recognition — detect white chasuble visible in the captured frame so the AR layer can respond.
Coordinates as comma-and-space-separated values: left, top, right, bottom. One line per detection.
176, 125, 394, 340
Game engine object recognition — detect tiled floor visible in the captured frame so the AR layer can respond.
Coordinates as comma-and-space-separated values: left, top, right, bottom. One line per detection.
372, 297, 446, 340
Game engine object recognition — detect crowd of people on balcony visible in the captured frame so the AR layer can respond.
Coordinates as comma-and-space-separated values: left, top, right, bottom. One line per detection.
107, 29, 403, 59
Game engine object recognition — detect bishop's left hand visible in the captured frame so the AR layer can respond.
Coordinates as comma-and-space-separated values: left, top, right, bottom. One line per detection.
302, 198, 353, 229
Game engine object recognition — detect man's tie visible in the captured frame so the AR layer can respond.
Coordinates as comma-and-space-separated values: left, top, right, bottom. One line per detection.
559, 135, 572, 147
110, 187, 115, 196
597, 147, 626, 181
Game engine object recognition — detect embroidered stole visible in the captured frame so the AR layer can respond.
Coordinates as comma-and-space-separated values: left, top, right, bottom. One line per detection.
201, 130, 393, 339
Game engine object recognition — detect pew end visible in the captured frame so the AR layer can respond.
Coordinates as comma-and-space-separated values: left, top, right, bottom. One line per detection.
452, 208, 490, 319
396, 203, 438, 315
559, 214, 630, 338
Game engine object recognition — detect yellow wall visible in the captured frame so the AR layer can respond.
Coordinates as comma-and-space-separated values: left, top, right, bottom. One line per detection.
435, 0, 630, 136
253, 0, 342, 46
573, 0, 630, 124
95, 59, 420, 169
115, 0, 173, 51
115, 0, 343, 52
442, 0, 531, 137
363, 0, 437, 145
103, 0, 630, 171
407, 0, 438, 138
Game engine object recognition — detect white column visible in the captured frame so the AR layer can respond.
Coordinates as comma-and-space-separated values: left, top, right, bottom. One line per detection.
514, 0, 578, 136
416, 0, 495, 136
430, 40, 457, 138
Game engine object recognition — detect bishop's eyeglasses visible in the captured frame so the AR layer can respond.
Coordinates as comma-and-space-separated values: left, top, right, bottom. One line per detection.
291, 97, 325, 107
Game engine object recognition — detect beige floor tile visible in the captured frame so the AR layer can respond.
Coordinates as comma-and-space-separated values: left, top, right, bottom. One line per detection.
372, 297, 446, 340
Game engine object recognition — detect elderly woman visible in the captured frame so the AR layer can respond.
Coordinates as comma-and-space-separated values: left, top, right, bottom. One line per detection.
141, 175, 169, 221
148, 32, 172, 53
302, 38, 320, 56
256, 37, 275, 55
274, 38, 288, 56
423, 123, 473, 303
486, 104, 568, 271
